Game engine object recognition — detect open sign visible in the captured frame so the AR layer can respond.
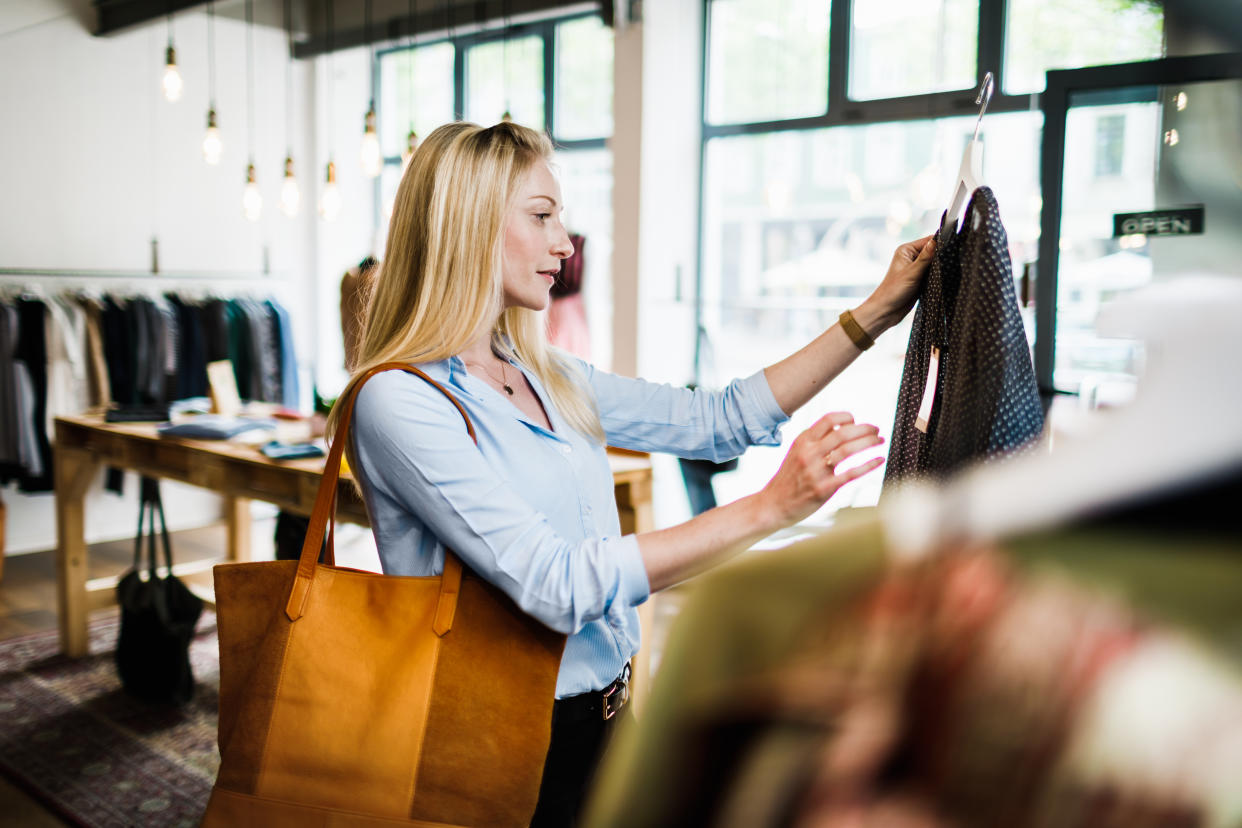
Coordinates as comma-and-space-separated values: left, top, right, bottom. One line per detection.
1113, 206, 1205, 237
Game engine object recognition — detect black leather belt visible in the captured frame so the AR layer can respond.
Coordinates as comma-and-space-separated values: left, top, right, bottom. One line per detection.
554, 664, 631, 723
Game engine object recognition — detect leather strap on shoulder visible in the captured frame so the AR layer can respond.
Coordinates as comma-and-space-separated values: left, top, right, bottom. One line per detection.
285, 362, 477, 626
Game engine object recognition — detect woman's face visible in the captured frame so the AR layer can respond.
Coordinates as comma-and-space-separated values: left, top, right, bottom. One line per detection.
501, 159, 574, 312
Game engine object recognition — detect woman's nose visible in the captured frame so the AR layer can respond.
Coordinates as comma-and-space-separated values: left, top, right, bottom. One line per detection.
552, 228, 574, 259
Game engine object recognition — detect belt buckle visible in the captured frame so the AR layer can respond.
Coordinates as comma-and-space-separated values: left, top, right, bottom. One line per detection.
601, 665, 631, 721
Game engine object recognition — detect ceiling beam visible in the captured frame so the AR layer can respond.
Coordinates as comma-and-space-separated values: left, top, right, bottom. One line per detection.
94, 0, 607, 51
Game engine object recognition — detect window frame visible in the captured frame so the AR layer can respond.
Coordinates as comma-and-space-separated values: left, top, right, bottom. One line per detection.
694, 0, 1167, 395
374, 10, 610, 171
1035, 53, 1242, 394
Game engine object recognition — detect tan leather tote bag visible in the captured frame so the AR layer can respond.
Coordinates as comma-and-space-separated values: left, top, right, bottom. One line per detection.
201, 363, 566, 827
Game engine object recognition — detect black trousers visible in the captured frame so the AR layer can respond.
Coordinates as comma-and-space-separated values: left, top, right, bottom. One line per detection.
529, 696, 632, 828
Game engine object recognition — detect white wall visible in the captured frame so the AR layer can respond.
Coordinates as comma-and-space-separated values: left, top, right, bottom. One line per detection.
0, 0, 701, 555
0, 3, 322, 553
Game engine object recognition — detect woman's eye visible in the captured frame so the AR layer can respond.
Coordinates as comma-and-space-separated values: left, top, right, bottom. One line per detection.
534, 213, 551, 223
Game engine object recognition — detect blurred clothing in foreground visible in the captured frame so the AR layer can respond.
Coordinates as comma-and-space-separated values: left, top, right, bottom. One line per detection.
586, 505, 1242, 828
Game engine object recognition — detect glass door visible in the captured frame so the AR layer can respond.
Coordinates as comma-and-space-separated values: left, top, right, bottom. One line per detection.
1036, 54, 1242, 402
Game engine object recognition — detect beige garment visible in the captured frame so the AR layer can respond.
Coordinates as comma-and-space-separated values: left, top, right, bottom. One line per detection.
78, 296, 111, 408
44, 295, 90, 436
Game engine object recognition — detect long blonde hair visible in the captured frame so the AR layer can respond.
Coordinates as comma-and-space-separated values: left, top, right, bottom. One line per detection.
327, 121, 604, 455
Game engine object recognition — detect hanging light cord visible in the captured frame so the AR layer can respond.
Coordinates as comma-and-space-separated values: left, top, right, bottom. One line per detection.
502, 0, 511, 113
365, 0, 376, 113
284, 0, 293, 155
207, 1, 216, 108
408, 0, 416, 133
246, 0, 255, 165
326, 0, 335, 160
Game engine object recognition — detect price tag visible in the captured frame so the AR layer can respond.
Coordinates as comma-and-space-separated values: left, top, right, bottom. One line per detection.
914, 346, 940, 433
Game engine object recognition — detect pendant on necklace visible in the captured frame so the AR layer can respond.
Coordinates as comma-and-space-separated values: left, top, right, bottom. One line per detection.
503, 384, 514, 395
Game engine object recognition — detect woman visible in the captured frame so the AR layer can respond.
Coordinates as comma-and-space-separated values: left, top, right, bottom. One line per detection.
334, 120, 934, 826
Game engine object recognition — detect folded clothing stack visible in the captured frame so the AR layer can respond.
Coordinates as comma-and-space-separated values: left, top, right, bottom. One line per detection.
157, 415, 277, 440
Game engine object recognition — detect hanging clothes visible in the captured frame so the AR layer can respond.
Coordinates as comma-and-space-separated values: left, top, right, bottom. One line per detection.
884, 187, 1043, 487
45, 295, 90, 431
267, 298, 299, 409
547, 233, 591, 359
246, 298, 282, 403
14, 298, 53, 491
167, 294, 208, 400
585, 498, 1242, 828
0, 303, 24, 481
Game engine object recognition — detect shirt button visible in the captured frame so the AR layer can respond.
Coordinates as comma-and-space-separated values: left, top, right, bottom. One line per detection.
561, 444, 572, 455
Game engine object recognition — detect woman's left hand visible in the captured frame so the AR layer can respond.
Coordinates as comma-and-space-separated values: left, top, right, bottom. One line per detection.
858, 235, 936, 335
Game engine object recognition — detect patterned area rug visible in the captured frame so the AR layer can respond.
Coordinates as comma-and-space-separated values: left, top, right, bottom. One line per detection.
0, 614, 219, 827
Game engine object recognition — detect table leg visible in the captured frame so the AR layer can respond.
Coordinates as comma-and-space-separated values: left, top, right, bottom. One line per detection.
225, 496, 252, 562
614, 475, 656, 713
55, 447, 98, 657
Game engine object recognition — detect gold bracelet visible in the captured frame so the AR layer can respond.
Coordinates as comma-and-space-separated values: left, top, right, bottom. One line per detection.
839, 309, 875, 352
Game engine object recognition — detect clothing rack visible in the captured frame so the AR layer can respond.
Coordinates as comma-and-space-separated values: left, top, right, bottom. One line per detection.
0, 268, 285, 281
0, 270, 292, 302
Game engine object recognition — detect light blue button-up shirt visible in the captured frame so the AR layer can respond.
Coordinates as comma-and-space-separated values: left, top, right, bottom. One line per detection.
349, 355, 788, 697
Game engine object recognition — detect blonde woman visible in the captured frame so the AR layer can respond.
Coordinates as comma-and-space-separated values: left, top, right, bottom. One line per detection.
335, 121, 934, 826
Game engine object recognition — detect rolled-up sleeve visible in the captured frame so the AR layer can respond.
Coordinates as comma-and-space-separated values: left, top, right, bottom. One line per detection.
581, 363, 788, 461
350, 371, 649, 635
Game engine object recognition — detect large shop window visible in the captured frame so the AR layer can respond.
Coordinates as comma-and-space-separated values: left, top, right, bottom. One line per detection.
849, 0, 979, 101
376, 14, 614, 367
701, 113, 1043, 513
698, 0, 1168, 521
379, 42, 455, 158
706, 0, 830, 125
1003, 0, 1163, 94
555, 16, 614, 140
466, 36, 545, 130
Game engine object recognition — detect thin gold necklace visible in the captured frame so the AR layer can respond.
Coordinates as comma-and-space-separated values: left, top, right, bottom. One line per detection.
464, 357, 515, 395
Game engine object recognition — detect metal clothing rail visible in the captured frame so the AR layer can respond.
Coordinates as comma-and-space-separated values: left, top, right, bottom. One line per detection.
0, 268, 285, 281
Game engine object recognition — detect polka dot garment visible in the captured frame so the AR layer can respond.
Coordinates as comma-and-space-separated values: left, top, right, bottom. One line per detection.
884, 187, 1044, 488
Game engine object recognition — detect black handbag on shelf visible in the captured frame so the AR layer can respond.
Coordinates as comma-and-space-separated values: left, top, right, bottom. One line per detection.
115, 476, 204, 704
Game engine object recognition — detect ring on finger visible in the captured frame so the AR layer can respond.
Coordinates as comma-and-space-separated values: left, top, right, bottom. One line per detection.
825, 450, 836, 469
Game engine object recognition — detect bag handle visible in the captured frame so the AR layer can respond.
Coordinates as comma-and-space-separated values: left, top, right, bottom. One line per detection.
133, 476, 174, 580
285, 363, 478, 637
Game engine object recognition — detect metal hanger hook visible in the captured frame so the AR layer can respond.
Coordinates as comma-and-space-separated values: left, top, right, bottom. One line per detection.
972, 71, 995, 142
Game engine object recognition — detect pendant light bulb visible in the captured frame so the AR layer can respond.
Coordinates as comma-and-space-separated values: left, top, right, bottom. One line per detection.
401, 129, 420, 168
163, 44, 183, 102
280, 155, 300, 217
202, 108, 223, 164
242, 164, 263, 221
319, 161, 341, 222
360, 104, 382, 178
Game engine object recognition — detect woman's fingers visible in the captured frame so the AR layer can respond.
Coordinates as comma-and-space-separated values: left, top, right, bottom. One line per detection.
833, 456, 885, 485
807, 410, 855, 440
824, 429, 885, 470
767, 414, 887, 525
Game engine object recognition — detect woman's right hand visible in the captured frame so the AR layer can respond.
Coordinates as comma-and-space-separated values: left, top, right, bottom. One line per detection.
638, 411, 885, 593
760, 412, 885, 527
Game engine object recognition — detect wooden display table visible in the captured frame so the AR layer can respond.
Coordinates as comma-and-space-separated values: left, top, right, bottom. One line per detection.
53, 414, 653, 659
